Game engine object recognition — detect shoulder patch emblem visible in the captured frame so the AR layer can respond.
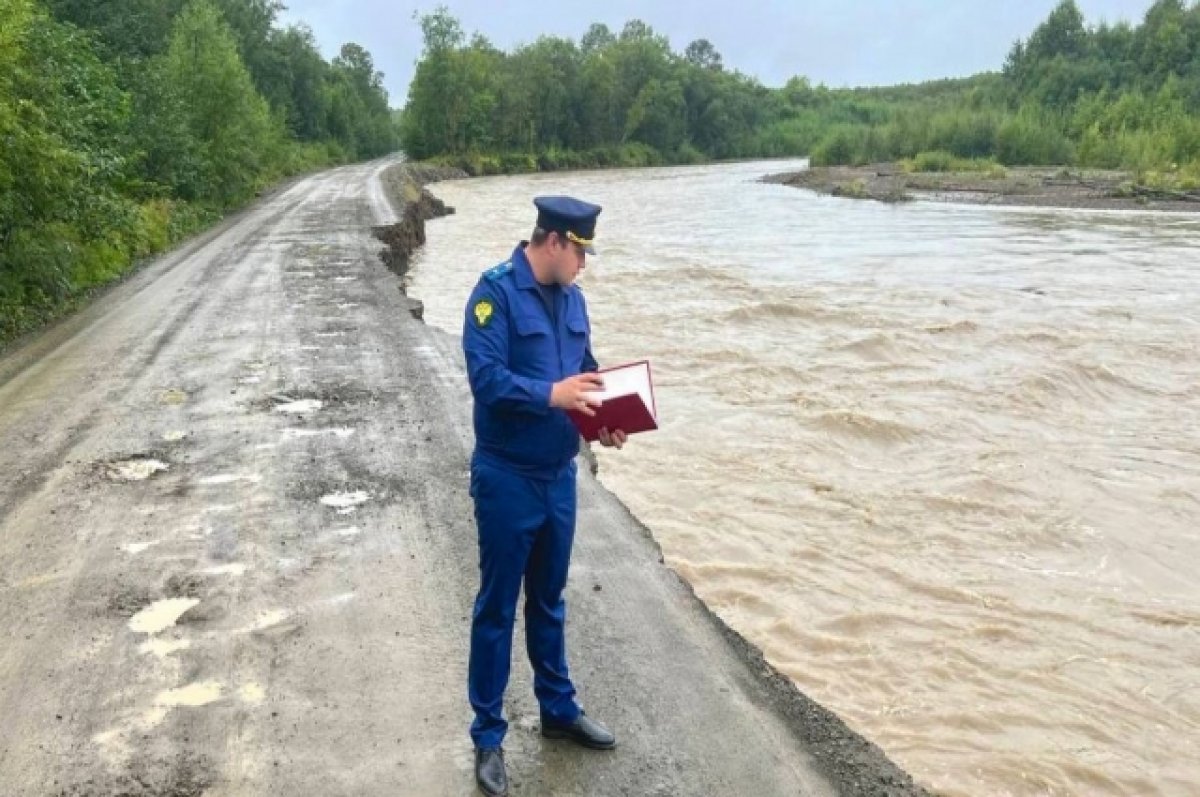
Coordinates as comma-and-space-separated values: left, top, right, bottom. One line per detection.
484, 261, 513, 281
473, 299, 494, 328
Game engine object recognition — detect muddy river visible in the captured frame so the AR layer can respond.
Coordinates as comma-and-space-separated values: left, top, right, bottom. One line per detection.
408, 159, 1200, 796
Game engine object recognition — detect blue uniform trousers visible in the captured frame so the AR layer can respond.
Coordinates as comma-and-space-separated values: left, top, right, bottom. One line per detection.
468, 454, 581, 749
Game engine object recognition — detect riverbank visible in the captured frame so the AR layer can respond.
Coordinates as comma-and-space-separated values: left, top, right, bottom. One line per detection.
427, 142, 713, 177
764, 163, 1200, 212
370, 163, 466, 321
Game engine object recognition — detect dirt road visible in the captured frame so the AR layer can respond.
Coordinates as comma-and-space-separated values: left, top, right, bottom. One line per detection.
0, 158, 921, 796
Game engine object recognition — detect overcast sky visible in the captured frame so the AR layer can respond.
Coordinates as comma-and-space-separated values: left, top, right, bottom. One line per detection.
279, 0, 1156, 108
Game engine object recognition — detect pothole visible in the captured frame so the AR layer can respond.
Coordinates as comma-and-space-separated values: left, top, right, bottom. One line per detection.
238, 683, 266, 705
274, 398, 323, 414
240, 608, 291, 633
154, 680, 224, 708
121, 540, 163, 555
105, 457, 170, 482
128, 598, 200, 635
319, 490, 371, 513
177, 599, 227, 626
164, 573, 205, 598
107, 585, 155, 618
158, 388, 189, 405
280, 427, 355, 439
196, 472, 260, 486
289, 474, 411, 509
201, 563, 246, 577
139, 637, 192, 658
251, 385, 389, 417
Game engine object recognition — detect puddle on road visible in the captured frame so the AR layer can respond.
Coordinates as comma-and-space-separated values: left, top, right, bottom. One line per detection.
319, 491, 370, 513
273, 398, 323, 413
281, 427, 355, 439
197, 473, 261, 486
106, 458, 169, 482
202, 563, 247, 577
334, 526, 361, 538
121, 540, 162, 555
139, 637, 192, 658
240, 609, 290, 633
158, 389, 188, 405
155, 680, 224, 708
239, 683, 266, 705
162, 430, 188, 442
128, 598, 199, 634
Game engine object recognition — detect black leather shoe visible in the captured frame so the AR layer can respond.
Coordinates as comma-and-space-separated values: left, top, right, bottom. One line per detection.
541, 711, 616, 750
475, 747, 508, 796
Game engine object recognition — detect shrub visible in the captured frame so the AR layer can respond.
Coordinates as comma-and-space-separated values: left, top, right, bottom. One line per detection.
996, 114, 1074, 165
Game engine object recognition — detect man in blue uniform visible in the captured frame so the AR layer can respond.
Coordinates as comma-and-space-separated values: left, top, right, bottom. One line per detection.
462, 196, 627, 796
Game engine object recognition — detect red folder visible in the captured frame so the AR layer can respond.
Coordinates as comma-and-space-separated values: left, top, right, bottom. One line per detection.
567, 360, 658, 442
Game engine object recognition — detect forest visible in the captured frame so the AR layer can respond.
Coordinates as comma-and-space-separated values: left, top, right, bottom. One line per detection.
1, 0, 397, 344
403, 1, 1200, 183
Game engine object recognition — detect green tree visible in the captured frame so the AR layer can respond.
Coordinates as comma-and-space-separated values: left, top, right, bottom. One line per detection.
580, 22, 614, 55
625, 79, 687, 152
269, 25, 332, 141
42, 0, 187, 58
158, 0, 282, 205
3, 0, 400, 347
1, 0, 136, 335
401, 6, 468, 157
684, 39, 723, 71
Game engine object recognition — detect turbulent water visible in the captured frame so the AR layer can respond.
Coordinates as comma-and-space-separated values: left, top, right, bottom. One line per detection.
408, 159, 1200, 796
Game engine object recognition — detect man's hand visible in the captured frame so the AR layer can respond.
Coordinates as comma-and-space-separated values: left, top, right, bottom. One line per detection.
550, 372, 605, 416
597, 428, 627, 449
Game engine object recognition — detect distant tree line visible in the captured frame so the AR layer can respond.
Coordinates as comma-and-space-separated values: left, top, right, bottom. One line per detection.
1, 0, 398, 345
403, 2, 1200, 183
401, 9, 807, 172
808, 0, 1200, 174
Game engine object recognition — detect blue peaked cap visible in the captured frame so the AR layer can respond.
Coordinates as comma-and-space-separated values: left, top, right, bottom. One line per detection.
533, 195, 602, 254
